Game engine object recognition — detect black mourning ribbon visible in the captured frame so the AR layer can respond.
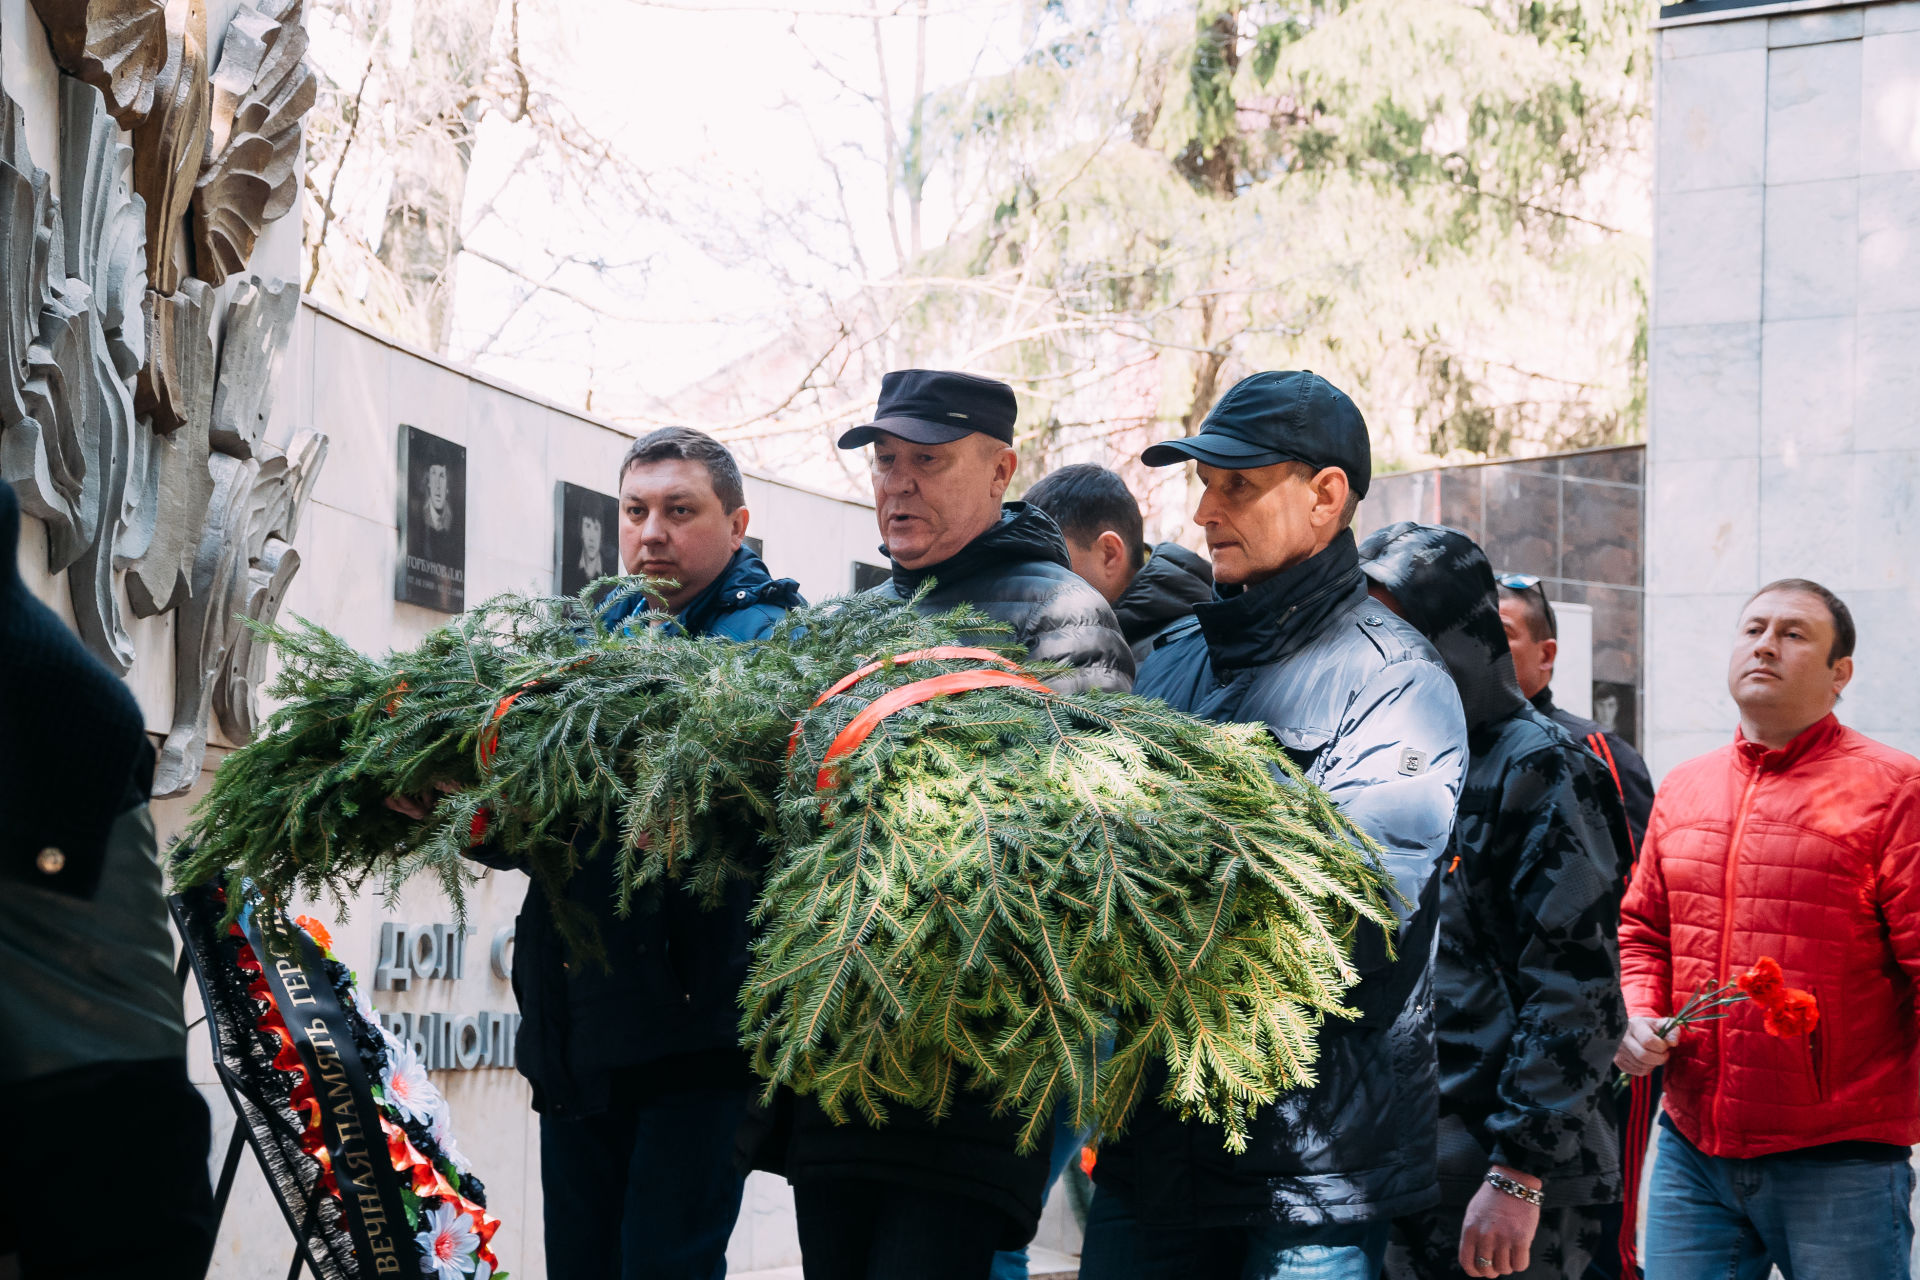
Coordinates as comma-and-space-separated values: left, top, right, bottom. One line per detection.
243, 906, 420, 1277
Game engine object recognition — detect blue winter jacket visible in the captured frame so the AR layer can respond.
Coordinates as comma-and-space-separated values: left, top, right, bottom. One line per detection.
1091, 528, 1468, 1228
475, 545, 803, 1116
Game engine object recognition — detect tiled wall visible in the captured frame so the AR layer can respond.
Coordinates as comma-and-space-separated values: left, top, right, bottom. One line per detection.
1356, 446, 1646, 746
1647, 0, 1920, 780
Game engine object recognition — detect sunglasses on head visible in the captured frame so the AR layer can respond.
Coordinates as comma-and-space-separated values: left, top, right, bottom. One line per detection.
1496, 572, 1557, 635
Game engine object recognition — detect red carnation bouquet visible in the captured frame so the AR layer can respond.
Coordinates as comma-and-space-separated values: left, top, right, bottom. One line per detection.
1617, 956, 1818, 1090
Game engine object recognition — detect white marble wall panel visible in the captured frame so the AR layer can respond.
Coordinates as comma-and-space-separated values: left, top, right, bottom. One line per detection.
389, 345, 475, 449
1658, 49, 1768, 191
1862, 30, 1920, 173
1771, 7, 1866, 45
308, 313, 397, 527
1763, 178, 1859, 318
1759, 317, 1855, 457
1759, 451, 1858, 584
1869, 0, 1920, 32
1767, 40, 1863, 184
467, 384, 551, 568
1663, 15, 1769, 57
1650, 323, 1762, 461
0, 0, 60, 180
1855, 309, 1920, 449
1656, 186, 1766, 324
1860, 171, 1920, 310
1646, 591, 1745, 739
1854, 448, 1920, 587
1842, 586, 1920, 736
1649, 457, 1760, 594
1651, 5, 1920, 783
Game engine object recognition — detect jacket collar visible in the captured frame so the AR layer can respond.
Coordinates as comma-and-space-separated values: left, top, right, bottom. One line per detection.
1192, 529, 1365, 672
884, 502, 1070, 594
1530, 687, 1559, 716
1113, 541, 1214, 643
600, 544, 794, 638
1735, 712, 1843, 773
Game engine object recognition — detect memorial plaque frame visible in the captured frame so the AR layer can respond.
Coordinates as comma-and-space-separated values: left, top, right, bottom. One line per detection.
552, 480, 619, 597
395, 424, 467, 613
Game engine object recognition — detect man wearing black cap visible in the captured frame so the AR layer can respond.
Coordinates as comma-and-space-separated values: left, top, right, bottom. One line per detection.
781, 369, 1132, 1280
1080, 371, 1469, 1280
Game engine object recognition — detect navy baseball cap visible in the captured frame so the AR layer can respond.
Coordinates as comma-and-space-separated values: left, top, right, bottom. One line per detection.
837, 369, 1018, 449
1141, 370, 1371, 498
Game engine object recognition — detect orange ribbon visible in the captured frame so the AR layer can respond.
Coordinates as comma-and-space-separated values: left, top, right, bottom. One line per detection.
814, 667, 1049, 792
785, 647, 1023, 760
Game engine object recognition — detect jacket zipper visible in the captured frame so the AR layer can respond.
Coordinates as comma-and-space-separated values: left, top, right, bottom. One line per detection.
1712, 766, 1764, 1148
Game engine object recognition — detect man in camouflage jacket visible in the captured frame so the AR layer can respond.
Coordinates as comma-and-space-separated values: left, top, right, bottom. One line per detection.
1360, 523, 1631, 1280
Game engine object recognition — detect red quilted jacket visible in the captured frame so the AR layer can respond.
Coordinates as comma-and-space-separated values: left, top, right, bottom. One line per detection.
1619, 714, 1920, 1157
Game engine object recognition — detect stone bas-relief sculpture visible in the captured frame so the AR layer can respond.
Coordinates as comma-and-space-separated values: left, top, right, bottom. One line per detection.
30, 0, 169, 129
194, 0, 315, 287
0, 0, 323, 797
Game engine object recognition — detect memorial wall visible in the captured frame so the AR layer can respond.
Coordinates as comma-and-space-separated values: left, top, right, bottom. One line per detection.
1645, 0, 1920, 780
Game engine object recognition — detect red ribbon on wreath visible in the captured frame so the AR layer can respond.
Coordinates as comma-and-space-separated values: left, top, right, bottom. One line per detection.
787, 647, 1050, 794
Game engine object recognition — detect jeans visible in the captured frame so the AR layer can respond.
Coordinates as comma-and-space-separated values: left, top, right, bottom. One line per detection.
540, 1086, 753, 1280
1079, 1184, 1392, 1280
1643, 1120, 1914, 1280
793, 1177, 1014, 1280
989, 1105, 1088, 1280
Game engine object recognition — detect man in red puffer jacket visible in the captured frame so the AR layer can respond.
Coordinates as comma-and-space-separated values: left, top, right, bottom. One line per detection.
1616, 577, 1920, 1280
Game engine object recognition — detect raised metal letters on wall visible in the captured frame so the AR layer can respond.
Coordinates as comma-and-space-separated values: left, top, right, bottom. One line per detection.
0, 0, 323, 796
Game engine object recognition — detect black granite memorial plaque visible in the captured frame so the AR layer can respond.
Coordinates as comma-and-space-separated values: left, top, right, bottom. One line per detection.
1592, 679, 1638, 749
396, 425, 467, 613
554, 481, 620, 597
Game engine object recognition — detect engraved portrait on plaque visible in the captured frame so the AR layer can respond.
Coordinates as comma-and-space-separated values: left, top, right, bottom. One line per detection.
396, 425, 467, 613
554, 481, 620, 597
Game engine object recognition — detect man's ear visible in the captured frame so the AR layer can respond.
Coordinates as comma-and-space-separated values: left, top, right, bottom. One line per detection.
1540, 636, 1557, 675
989, 445, 1019, 499
1832, 654, 1855, 699
1096, 530, 1129, 573
730, 505, 751, 550
1310, 466, 1351, 528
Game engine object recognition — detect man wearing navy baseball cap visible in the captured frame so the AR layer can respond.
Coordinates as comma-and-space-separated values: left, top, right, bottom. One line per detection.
1081, 371, 1469, 1280
782, 369, 1132, 1280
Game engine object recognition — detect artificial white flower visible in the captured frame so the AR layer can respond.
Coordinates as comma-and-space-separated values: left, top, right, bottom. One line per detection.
430, 1104, 473, 1174
472, 1262, 490, 1280
381, 1038, 439, 1127
414, 1202, 479, 1280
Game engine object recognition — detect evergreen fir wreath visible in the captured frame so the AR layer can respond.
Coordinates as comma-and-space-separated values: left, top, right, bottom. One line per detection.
175, 586, 1395, 1150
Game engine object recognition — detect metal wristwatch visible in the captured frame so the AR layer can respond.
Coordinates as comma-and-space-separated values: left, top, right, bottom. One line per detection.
1485, 1170, 1545, 1207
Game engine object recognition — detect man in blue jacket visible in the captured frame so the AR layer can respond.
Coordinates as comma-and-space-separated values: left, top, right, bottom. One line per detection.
1080, 371, 1469, 1280
409, 427, 802, 1280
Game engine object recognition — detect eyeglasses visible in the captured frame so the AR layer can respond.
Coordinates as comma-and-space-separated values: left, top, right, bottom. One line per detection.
1495, 572, 1557, 638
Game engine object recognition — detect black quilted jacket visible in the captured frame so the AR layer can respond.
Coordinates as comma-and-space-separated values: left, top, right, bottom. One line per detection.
785, 502, 1132, 1246
867, 502, 1135, 695
1360, 522, 1629, 1209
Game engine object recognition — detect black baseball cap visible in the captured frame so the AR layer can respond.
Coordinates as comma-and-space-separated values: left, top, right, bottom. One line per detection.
1140, 370, 1371, 498
837, 369, 1018, 449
